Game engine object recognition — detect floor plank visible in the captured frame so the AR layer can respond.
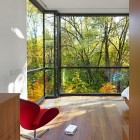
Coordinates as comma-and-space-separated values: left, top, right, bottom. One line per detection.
20, 96, 129, 140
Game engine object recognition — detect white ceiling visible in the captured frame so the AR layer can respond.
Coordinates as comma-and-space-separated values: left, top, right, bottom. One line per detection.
41, 0, 129, 13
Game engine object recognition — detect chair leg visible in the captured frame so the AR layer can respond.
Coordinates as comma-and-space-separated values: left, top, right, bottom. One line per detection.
20, 131, 38, 140
21, 129, 49, 140
20, 133, 33, 139
30, 130, 39, 140
36, 128, 49, 137
31, 137, 40, 140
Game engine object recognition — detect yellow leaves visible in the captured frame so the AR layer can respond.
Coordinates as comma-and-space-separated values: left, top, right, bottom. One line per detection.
64, 85, 75, 93
99, 82, 117, 93
28, 81, 44, 102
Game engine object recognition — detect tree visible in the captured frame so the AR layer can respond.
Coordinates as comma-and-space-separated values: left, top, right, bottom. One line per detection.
61, 16, 129, 93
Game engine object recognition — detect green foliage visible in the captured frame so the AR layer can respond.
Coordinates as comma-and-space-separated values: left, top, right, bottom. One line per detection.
63, 72, 94, 93
27, 37, 43, 70
61, 16, 129, 67
60, 16, 129, 93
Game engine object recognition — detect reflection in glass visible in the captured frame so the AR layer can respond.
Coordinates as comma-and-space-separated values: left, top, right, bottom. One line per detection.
61, 68, 129, 94
27, 71, 44, 102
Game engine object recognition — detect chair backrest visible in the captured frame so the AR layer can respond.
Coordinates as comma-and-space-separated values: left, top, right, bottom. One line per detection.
20, 99, 40, 129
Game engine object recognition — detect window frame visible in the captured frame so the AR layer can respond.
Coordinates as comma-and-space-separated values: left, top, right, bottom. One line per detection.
28, 0, 129, 99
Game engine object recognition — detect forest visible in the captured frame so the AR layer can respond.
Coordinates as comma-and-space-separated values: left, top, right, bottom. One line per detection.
27, 1, 129, 101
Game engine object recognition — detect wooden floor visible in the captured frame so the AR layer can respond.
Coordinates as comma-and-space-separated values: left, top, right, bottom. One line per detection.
20, 96, 129, 140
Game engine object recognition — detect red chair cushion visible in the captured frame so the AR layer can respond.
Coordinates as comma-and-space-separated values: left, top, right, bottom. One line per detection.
32, 108, 59, 129
20, 99, 59, 130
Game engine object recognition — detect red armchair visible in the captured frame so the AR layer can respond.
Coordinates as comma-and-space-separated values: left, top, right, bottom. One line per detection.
20, 99, 59, 140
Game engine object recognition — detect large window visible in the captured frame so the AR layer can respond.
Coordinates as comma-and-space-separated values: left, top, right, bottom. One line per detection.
60, 15, 129, 94
27, 1, 129, 98
27, 1, 58, 101
27, 1, 44, 102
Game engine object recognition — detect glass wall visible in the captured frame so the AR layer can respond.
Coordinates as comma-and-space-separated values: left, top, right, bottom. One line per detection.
60, 16, 129, 94
27, 0, 58, 101
27, 0, 129, 97
27, 1, 44, 101
44, 13, 58, 96
61, 68, 129, 94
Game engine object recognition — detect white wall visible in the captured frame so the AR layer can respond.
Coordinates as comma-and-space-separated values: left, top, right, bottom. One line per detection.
0, 0, 27, 99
